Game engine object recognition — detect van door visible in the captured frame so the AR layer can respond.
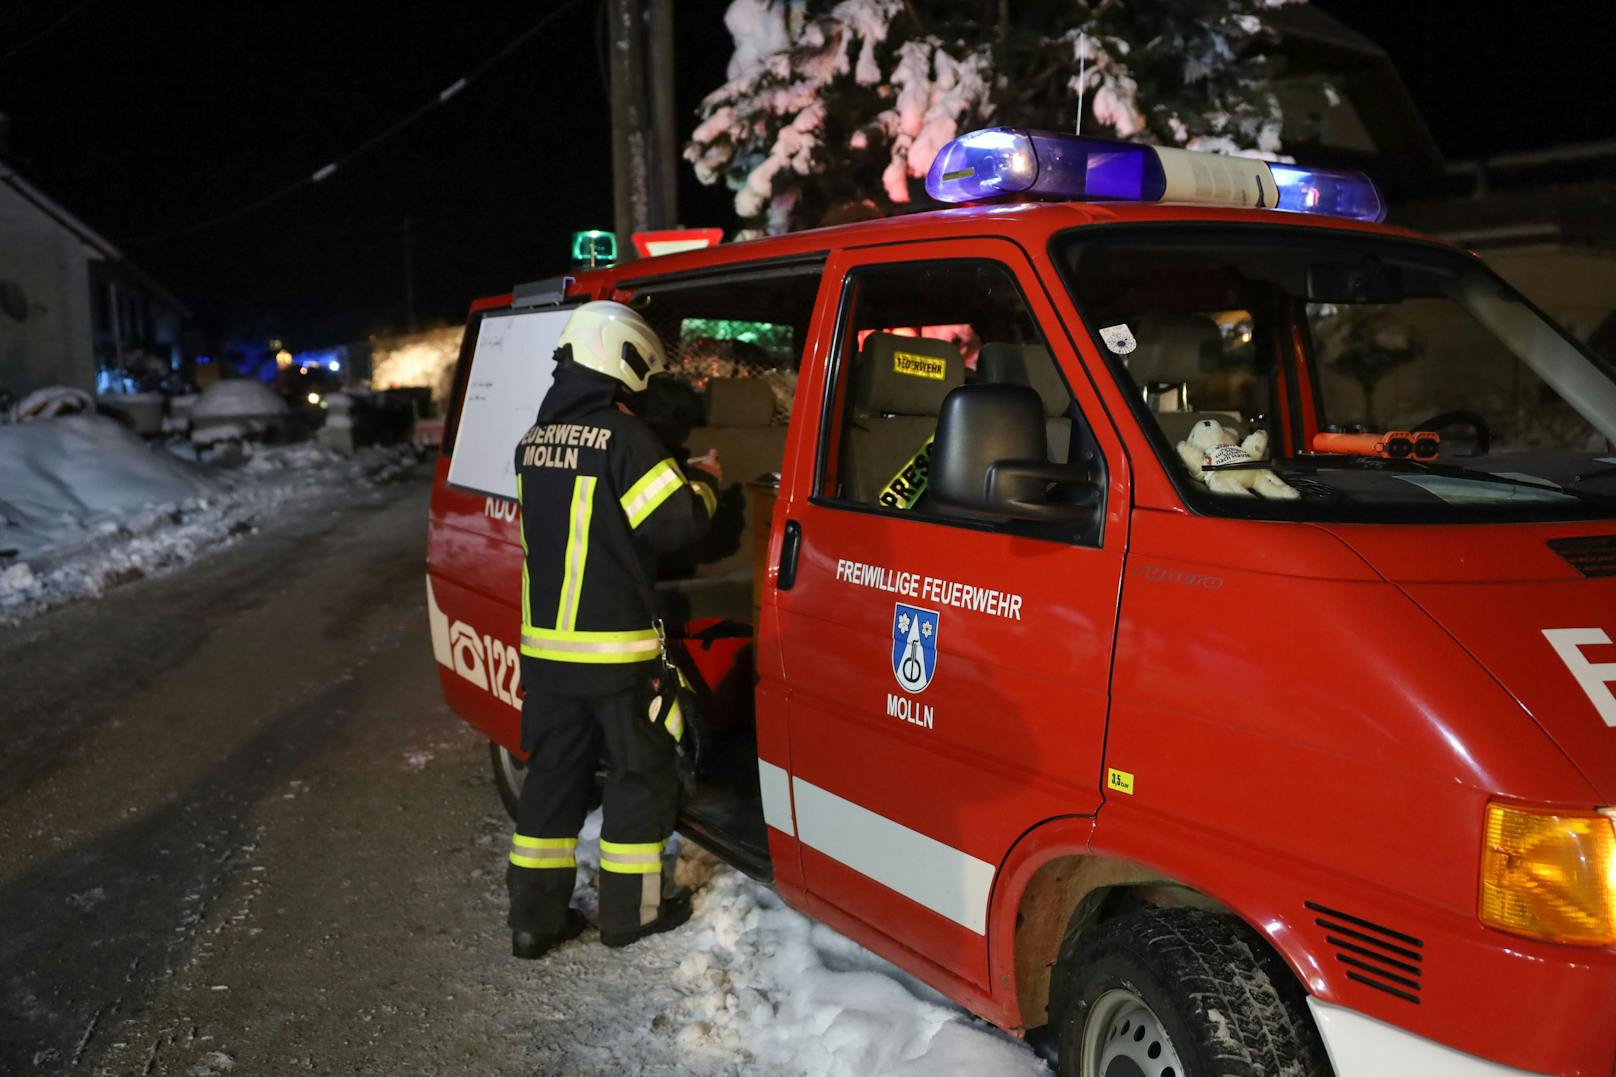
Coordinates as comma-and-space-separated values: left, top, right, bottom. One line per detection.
770, 240, 1131, 987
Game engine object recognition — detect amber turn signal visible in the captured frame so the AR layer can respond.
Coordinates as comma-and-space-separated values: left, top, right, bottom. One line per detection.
1479, 803, 1616, 946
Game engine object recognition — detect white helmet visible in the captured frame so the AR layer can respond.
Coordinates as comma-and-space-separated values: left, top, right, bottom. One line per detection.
555, 300, 666, 393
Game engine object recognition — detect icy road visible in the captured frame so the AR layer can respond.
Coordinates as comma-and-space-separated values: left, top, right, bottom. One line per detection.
0, 467, 1047, 1076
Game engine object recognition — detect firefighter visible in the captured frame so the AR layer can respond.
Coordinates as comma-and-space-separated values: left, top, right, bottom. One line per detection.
507, 300, 719, 958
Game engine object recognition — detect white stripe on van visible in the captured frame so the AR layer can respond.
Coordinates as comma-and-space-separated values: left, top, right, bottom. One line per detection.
791, 777, 995, 935
758, 759, 794, 836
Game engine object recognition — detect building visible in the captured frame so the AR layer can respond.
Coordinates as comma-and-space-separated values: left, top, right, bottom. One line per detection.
0, 158, 189, 398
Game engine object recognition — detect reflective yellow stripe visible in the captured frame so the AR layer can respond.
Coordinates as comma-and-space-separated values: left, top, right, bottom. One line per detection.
665, 700, 684, 743
554, 476, 595, 632
520, 646, 659, 664
692, 480, 717, 517
600, 839, 665, 874
521, 626, 661, 643
510, 834, 577, 870
600, 840, 663, 854
620, 459, 684, 528
510, 852, 577, 869
520, 624, 661, 663
600, 860, 661, 874
513, 836, 577, 850
518, 476, 530, 627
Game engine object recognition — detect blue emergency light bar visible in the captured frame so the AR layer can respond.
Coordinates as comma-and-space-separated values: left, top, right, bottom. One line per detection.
925, 127, 1386, 223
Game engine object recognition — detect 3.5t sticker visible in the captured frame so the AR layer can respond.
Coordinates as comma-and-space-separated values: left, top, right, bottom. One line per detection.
892, 603, 940, 693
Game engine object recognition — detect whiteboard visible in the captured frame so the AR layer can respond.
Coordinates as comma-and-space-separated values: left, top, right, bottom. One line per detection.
447, 307, 574, 500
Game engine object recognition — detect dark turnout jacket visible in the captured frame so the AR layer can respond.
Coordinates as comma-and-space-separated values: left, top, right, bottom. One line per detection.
515, 363, 716, 694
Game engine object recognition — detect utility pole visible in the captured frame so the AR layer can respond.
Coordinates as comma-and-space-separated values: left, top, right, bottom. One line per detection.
608, 0, 677, 253
648, 0, 677, 229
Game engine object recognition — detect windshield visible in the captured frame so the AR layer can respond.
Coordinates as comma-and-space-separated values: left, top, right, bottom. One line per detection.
1055, 226, 1616, 522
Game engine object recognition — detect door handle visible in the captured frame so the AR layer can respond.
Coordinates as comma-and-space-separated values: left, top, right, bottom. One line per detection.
777, 519, 802, 591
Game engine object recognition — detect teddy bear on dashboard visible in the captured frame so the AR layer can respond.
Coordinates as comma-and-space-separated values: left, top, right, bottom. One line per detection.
1175, 419, 1300, 500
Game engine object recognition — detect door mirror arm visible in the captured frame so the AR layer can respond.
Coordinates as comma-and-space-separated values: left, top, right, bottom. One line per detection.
984, 460, 1101, 525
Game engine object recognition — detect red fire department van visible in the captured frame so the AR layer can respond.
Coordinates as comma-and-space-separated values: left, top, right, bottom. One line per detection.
427, 129, 1616, 1076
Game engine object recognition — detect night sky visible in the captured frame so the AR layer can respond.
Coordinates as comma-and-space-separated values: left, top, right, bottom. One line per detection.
1, 0, 1612, 349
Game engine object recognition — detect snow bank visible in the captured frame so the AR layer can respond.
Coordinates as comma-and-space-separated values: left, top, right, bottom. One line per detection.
16, 385, 94, 420
0, 414, 218, 560
0, 418, 417, 622
557, 811, 1048, 1076
191, 379, 288, 420
678, 866, 1048, 1075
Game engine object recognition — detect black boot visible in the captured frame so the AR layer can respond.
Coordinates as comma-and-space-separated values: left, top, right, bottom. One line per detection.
512, 907, 588, 959
600, 887, 693, 949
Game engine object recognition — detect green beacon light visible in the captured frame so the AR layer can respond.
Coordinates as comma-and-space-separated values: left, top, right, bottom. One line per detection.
571, 230, 618, 268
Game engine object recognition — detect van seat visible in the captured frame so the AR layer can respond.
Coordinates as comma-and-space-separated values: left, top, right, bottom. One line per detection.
976, 343, 1072, 463
687, 377, 787, 487
845, 333, 963, 502
687, 377, 788, 583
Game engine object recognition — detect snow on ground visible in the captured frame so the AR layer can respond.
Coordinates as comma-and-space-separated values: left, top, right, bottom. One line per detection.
0, 414, 417, 623
547, 810, 1050, 1077
190, 379, 289, 421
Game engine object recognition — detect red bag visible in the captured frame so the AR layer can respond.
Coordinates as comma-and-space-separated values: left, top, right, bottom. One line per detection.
669, 618, 753, 734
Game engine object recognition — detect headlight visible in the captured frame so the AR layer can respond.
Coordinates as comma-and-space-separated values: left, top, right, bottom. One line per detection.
1479, 802, 1616, 945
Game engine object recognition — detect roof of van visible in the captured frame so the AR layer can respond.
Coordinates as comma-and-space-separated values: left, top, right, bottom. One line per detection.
563, 199, 1437, 295
469, 199, 1443, 313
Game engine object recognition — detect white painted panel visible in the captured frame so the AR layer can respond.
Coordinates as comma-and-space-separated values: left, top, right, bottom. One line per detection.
1308, 1000, 1545, 1077
792, 777, 995, 935
757, 759, 794, 836
446, 307, 572, 500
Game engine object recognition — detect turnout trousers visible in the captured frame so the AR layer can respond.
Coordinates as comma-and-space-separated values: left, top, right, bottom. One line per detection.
506, 659, 679, 939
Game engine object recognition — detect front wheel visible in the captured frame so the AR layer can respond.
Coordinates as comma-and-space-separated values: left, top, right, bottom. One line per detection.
489, 739, 526, 820
1050, 908, 1331, 1077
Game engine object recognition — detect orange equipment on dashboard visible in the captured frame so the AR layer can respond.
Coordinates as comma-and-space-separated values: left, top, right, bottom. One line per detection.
1312, 430, 1440, 460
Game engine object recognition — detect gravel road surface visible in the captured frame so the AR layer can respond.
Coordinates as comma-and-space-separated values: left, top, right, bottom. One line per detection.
0, 465, 1046, 1077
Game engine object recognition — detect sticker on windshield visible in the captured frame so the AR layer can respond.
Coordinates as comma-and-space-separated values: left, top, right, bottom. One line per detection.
1099, 324, 1136, 355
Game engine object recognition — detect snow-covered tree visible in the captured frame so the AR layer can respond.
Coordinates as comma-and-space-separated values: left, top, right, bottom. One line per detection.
686, 0, 1312, 233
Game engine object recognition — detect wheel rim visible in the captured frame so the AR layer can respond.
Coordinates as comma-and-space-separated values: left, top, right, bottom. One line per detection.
1081, 987, 1186, 1077
496, 744, 527, 794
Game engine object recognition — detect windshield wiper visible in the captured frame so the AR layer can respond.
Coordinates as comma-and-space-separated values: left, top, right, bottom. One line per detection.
1204, 456, 1616, 505
1321, 457, 1616, 505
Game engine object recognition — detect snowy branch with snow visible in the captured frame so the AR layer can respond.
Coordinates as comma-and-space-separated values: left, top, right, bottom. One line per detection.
686, 0, 1310, 232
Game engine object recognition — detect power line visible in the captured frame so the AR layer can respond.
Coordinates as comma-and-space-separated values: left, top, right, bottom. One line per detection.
0, 0, 109, 68
130, 0, 589, 244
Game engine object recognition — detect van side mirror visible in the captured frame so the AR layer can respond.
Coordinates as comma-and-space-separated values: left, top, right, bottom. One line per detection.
930, 384, 1100, 525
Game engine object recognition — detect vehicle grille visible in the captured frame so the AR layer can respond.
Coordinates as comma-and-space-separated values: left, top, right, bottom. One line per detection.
1306, 900, 1424, 1004
1547, 534, 1616, 578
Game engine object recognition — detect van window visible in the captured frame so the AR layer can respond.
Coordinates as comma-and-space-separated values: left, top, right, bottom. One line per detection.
1056, 226, 1616, 523
627, 265, 823, 438
816, 259, 1091, 526
623, 264, 825, 599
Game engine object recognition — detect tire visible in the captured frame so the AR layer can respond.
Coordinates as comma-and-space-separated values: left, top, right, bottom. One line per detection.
1049, 907, 1332, 1077
490, 739, 526, 821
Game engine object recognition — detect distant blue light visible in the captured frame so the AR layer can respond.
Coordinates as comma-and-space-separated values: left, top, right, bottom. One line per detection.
292, 347, 347, 373
196, 355, 213, 365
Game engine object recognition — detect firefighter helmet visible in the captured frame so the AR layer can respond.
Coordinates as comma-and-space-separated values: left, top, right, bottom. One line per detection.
555, 300, 667, 393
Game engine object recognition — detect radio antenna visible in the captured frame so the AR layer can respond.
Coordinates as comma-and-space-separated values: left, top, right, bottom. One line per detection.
1075, 32, 1087, 135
